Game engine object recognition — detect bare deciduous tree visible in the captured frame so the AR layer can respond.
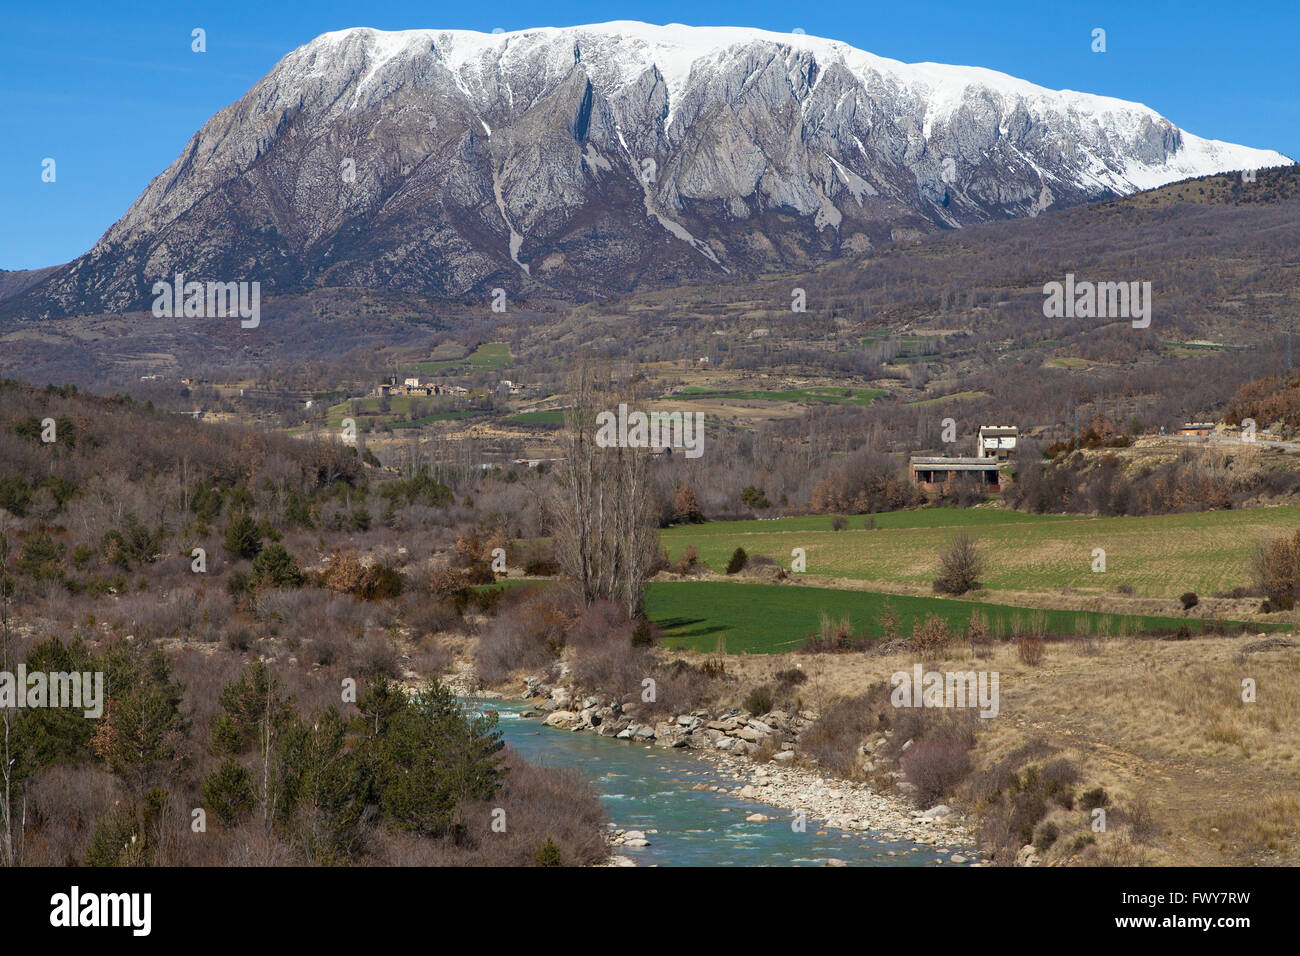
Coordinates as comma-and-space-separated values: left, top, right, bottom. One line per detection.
552, 361, 659, 618
935, 531, 984, 596
1, 528, 22, 867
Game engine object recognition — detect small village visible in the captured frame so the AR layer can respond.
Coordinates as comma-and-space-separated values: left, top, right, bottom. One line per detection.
376, 376, 530, 399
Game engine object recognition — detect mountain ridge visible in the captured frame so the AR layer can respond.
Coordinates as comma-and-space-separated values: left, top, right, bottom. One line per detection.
5, 21, 1292, 318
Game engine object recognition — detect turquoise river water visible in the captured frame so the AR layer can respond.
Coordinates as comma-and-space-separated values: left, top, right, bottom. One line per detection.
470, 699, 971, 867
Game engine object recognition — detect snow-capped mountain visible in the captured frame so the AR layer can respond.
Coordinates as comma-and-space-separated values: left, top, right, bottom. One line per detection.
16, 22, 1293, 314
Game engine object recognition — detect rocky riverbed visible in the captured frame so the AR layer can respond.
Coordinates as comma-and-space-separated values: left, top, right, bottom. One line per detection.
512, 669, 983, 862
710, 755, 976, 857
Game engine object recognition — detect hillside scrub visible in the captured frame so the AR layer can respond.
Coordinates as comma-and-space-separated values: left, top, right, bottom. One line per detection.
0, 383, 612, 866
0, 615, 606, 866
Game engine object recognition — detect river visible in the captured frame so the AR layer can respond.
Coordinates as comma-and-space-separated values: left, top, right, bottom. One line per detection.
471, 699, 972, 867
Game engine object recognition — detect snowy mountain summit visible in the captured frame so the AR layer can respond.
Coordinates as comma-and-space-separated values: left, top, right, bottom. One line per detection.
23, 22, 1294, 312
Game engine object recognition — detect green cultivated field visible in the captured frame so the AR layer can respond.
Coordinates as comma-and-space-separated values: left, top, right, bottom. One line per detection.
483, 580, 1253, 654
661, 506, 1300, 598
504, 409, 566, 426
645, 580, 1266, 654
410, 342, 513, 375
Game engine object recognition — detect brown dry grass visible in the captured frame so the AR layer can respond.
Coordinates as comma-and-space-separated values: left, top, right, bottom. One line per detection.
675, 632, 1300, 865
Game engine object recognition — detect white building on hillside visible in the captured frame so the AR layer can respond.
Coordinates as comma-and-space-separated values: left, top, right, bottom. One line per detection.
977, 425, 1018, 460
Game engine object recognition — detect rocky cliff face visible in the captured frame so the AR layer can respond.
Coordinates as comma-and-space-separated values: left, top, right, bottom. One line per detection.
12, 22, 1292, 317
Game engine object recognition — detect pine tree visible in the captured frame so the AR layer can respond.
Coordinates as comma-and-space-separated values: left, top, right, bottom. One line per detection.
223, 512, 263, 560
534, 837, 563, 867
202, 760, 256, 827
250, 543, 303, 589
359, 678, 506, 838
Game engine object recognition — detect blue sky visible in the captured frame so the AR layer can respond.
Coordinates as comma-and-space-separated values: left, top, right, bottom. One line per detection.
2, 0, 1295, 270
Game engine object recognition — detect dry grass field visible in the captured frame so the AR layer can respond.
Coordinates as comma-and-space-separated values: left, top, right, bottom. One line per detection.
662, 506, 1300, 601
697, 632, 1300, 865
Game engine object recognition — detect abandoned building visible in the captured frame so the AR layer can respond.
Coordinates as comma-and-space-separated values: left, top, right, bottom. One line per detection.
907, 424, 1017, 491
909, 455, 1004, 492
977, 425, 1018, 460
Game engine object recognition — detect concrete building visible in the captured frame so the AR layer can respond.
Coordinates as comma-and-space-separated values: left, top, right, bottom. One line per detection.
910, 455, 1003, 492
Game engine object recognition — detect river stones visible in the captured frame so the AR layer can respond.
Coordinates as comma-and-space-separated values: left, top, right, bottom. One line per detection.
543, 710, 580, 729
